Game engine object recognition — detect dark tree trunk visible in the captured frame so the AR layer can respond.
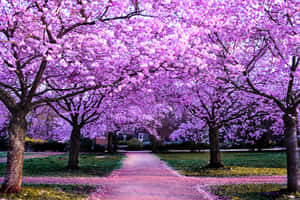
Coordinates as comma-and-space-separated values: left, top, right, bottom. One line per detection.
67, 125, 81, 169
113, 133, 117, 153
208, 126, 223, 168
1, 111, 27, 193
283, 112, 299, 192
107, 132, 113, 153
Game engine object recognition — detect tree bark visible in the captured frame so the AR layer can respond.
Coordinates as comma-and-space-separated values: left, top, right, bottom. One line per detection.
107, 132, 113, 153
283, 112, 299, 192
113, 133, 117, 153
208, 126, 223, 168
67, 125, 81, 169
1, 111, 27, 193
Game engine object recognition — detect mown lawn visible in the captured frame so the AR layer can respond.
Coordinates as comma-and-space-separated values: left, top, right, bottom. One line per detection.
0, 152, 6, 158
210, 184, 300, 200
0, 152, 37, 158
0, 184, 97, 200
0, 153, 124, 177
156, 152, 291, 176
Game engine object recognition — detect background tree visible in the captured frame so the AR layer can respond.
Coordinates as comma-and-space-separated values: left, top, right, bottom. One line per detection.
47, 90, 106, 169
207, 0, 299, 192
185, 83, 266, 167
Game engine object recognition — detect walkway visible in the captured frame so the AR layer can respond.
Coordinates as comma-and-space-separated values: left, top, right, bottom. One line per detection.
90, 152, 212, 200
89, 153, 286, 200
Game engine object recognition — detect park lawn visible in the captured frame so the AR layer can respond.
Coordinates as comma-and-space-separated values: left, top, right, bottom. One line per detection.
0, 152, 6, 158
0, 153, 124, 177
0, 184, 97, 200
210, 184, 300, 200
156, 152, 290, 176
0, 152, 37, 158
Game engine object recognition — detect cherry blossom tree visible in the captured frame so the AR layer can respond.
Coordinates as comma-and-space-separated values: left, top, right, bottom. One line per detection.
0, 0, 146, 193
185, 87, 260, 167
202, 0, 299, 192
47, 90, 106, 169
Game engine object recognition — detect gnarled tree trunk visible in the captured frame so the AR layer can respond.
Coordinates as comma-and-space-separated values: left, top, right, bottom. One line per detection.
1, 111, 27, 193
208, 126, 223, 168
283, 112, 299, 192
67, 125, 81, 169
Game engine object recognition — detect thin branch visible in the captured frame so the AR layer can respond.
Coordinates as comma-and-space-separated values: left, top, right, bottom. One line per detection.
0, 87, 16, 112
0, 81, 21, 98
32, 85, 102, 106
26, 59, 47, 105
47, 102, 72, 124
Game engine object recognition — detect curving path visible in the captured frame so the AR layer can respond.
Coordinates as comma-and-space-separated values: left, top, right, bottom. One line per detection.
89, 152, 286, 200
88, 152, 213, 200
0, 152, 287, 200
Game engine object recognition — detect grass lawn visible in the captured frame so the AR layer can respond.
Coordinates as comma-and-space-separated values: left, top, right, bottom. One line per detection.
0, 153, 124, 177
0, 152, 37, 158
0, 152, 6, 158
156, 152, 291, 176
0, 184, 97, 200
210, 184, 300, 200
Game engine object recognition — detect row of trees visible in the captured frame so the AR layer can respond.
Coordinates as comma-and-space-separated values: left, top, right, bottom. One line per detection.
0, 0, 298, 194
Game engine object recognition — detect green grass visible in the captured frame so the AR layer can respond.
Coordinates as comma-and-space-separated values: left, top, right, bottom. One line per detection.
210, 184, 300, 200
0, 152, 37, 158
156, 152, 291, 176
0, 153, 124, 177
0, 152, 6, 158
0, 184, 97, 200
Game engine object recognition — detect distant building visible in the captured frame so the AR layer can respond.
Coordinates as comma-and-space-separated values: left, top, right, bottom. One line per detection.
95, 136, 107, 146
137, 132, 151, 144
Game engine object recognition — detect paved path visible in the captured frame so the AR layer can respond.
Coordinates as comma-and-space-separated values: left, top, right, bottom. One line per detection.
0, 152, 64, 163
89, 153, 286, 200
0, 152, 287, 200
89, 152, 213, 200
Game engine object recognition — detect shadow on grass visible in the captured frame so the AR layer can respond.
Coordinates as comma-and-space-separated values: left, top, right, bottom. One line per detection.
0, 153, 124, 177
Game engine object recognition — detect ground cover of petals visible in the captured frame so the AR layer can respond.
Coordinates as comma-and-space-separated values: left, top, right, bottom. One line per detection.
0, 152, 287, 200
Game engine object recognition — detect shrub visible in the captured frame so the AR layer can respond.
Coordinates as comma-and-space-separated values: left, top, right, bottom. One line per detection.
27, 140, 66, 152
80, 137, 94, 152
127, 138, 143, 150
92, 144, 106, 153
162, 142, 209, 152
0, 134, 8, 151
118, 140, 127, 145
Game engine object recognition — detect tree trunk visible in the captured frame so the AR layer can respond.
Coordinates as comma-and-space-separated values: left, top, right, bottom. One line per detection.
113, 133, 117, 153
1, 111, 27, 193
67, 125, 81, 169
107, 132, 113, 153
208, 126, 223, 168
283, 112, 299, 192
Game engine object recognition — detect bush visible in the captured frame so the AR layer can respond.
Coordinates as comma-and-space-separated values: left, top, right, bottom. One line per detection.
0, 134, 8, 151
163, 142, 209, 152
143, 144, 153, 150
80, 137, 94, 152
92, 144, 106, 153
27, 140, 66, 152
127, 138, 143, 150
118, 140, 127, 145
